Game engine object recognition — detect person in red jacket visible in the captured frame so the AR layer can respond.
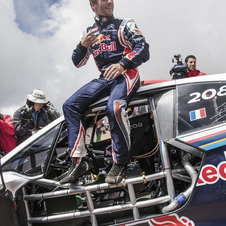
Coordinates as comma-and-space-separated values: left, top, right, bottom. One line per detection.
185, 55, 206, 77
0, 113, 17, 157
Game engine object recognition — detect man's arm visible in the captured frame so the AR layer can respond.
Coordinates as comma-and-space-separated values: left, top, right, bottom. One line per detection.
72, 27, 98, 68
119, 19, 150, 70
104, 19, 150, 80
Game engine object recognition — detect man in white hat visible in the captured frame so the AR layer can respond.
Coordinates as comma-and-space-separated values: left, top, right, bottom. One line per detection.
13, 89, 50, 145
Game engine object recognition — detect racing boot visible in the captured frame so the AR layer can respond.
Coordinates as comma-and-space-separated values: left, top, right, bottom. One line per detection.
60, 157, 93, 184
105, 163, 127, 184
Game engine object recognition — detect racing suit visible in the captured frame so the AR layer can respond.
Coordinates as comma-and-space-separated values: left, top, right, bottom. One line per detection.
63, 15, 149, 165
186, 69, 206, 77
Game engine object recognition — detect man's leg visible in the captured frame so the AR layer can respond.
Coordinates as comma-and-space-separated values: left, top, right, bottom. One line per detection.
60, 78, 109, 184
105, 74, 140, 184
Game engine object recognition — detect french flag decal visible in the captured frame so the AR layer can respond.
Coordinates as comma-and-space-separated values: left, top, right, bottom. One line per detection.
189, 108, 206, 121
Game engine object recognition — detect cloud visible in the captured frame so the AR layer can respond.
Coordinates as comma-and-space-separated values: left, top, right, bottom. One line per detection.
0, 0, 96, 116
13, 0, 62, 37
1, 0, 226, 118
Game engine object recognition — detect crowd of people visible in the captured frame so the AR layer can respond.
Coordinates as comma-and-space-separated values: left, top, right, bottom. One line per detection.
0, 89, 60, 158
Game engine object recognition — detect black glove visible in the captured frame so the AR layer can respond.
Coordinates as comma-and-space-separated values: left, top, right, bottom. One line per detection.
20, 107, 34, 125
0, 113, 3, 121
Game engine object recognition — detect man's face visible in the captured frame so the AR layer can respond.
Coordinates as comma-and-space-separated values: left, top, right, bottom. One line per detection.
187, 58, 196, 71
91, 0, 114, 17
34, 103, 44, 112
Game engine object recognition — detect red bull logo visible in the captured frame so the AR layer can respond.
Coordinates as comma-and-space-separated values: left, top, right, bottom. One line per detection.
102, 17, 107, 22
197, 161, 226, 186
126, 51, 137, 61
92, 34, 116, 57
122, 214, 195, 226
93, 34, 111, 46
150, 214, 195, 226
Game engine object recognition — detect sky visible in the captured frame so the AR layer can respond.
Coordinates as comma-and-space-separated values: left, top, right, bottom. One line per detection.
1, 0, 226, 117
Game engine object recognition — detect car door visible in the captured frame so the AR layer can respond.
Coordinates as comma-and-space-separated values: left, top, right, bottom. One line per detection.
0, 159, 20, 226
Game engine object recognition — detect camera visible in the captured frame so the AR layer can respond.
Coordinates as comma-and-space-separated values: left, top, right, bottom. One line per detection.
25, 107, 36, 116
21, 107, 35, 121
170, 54, 188, 79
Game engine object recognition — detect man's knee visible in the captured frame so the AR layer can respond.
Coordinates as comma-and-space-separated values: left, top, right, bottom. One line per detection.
106, 99, 128, 121
107, 99, 131, 151
63, 99, 82, 114
62, 100, 71, 113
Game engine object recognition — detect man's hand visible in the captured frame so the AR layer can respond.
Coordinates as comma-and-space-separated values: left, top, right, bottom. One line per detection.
81, 27, 98, 48
103, 63, 125, 80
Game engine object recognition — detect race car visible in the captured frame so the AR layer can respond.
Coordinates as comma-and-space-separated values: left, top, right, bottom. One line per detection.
1, 73, 226, 226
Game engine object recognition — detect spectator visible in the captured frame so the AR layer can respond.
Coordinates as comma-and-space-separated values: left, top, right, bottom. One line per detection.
185, 55, 206, 77
13, 89, 50, 145
0, 113, 17, 157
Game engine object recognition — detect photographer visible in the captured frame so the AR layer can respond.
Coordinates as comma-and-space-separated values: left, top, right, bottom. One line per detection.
185, 55, 206, 77
0, 113, 17, 157
13, 89, 50, 145
170, 54, 206, 79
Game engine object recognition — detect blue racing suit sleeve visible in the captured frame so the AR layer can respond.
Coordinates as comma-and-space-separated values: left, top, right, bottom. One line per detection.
118, 19, 150, 70
72, 29, 92, 68
72, 42, 92, 68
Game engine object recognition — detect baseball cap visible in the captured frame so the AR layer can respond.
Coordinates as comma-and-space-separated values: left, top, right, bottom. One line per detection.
27, 89, 48, 104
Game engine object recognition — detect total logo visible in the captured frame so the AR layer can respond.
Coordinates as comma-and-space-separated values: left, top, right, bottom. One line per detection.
197, 161, 226, 186
122, 213, 195, 226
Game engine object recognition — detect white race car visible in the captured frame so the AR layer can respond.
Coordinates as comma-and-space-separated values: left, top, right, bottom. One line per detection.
1, 74, 226, 226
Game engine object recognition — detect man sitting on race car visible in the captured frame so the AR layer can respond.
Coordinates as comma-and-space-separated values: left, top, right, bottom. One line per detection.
61, 0, 150, 184
185, 55, 206, 77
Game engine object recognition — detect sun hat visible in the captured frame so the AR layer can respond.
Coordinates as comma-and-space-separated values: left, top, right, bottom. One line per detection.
27, 89, 48, 104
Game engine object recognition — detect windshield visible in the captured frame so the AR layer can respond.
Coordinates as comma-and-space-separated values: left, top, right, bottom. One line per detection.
177, 82, 226, 135
2, 125, 60, 176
